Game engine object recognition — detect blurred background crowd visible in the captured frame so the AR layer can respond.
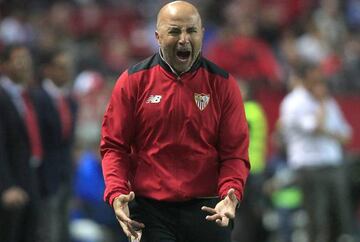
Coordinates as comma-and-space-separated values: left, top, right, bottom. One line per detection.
0, 0, 359, 242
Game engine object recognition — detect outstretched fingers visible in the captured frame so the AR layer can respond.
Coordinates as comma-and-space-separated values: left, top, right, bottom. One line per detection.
224, 211, 235, 219
119, 220, 134, 238
201, 206, 216, 214
215, 217, 229, 227
113, 192, 145, 239
129, 220, 145, 231
116, 216, 145, 238
202, 206, 223, 221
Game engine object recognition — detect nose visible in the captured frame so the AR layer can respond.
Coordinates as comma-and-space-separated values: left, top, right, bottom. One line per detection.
178, 31, 190, 45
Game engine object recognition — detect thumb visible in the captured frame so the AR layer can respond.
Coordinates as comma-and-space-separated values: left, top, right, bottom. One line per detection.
224, 188, 238, 219
118, 191, 135, 203
227, 188, 237, 201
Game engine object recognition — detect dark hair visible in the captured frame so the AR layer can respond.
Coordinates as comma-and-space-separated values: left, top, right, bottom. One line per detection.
295, 61, 319, 80
34, 48, 64, 81
0, 43, 26, 64
36, 48, 64, 68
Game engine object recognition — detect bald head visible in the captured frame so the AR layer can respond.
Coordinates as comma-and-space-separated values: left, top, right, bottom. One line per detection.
155, 1, 204, 74
156, 1, 202, 30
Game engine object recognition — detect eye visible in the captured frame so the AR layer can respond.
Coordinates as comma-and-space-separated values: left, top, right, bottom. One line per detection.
168, 29, 181, 35
188, 28, 197, 33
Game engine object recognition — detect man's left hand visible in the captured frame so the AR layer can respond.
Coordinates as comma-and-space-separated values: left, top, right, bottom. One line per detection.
201, 188, 238, 227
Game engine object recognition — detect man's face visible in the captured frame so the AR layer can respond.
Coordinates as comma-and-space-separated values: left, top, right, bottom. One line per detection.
7, 47, 33, 84
305, 67, 328, 100
156, 8, 204, 74
49, 53, 72, 87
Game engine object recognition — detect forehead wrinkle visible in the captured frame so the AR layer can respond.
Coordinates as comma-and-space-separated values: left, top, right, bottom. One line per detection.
166, 23, 199, 29
158, 17, 201, 32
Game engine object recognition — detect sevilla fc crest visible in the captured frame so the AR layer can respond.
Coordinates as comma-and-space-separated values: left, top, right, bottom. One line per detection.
194, 93, 210, 111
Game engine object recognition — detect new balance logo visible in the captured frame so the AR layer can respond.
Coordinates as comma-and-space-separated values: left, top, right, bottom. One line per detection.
146, 95, 162, 104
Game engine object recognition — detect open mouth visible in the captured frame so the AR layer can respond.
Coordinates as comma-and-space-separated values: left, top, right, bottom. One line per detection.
176, 50, 191, 61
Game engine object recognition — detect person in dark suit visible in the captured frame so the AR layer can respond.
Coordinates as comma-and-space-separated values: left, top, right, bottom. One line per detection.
29, 48, 77, 242
0, 44, 42, 242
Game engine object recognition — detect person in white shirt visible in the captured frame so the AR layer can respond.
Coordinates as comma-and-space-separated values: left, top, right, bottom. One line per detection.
279, 62, 354, 242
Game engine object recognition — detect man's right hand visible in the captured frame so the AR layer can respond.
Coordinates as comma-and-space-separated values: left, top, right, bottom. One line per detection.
113, 191, 145, 239
1, 186, 29, 208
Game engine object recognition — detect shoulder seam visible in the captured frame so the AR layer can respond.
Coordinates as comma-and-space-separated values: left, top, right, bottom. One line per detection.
128, 54, 159, 75
201, 58, 229, 79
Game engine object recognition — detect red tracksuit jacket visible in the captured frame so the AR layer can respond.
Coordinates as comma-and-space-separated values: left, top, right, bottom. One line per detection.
101, 53, 250, 205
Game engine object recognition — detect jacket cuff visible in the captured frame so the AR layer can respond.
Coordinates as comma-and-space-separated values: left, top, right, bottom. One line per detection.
109, 192, 122, 207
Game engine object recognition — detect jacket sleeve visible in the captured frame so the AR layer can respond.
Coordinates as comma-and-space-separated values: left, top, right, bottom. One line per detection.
0, 106, 15, 194
217, 75, 250, 201
100, 71, 136, 206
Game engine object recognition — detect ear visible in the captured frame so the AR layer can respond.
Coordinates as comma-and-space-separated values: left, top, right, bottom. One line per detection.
155, 31, 160, 45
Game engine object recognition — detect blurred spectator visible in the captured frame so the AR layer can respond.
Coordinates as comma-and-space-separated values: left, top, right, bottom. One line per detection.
29, 48, 78, 242
72, 70, 124, 241
258, 0, 314, 45
280, 62, 354, 242
346, 0, 360, 31
264, 112, 305, 242
296, 19, 330, 64
232, 79, 268, 242
314, 0, 348, 50
277, 30, 302, 88
341, 33, 360, 92
207, 0, 283, 89
0, 10, 35, 46
0, 44, 41, 242
73, 70, 110, 149
31, 2, 76, 55
72, 149, 128, 242
240, 80, 268, 179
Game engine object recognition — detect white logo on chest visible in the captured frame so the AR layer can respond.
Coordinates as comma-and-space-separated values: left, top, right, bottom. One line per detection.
194, 93, 210, 111
146, 95, 162, 104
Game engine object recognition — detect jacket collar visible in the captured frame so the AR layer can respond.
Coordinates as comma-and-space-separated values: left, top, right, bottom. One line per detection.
157, 49, 202, 77
42, 78, 69, 99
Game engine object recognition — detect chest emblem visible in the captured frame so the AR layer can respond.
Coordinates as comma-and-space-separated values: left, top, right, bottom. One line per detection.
194, 93, 210, 111
146, 95, 162, 104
